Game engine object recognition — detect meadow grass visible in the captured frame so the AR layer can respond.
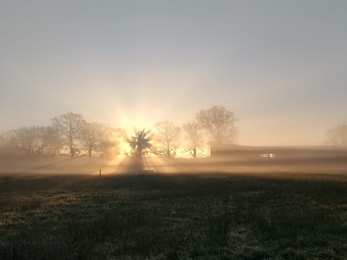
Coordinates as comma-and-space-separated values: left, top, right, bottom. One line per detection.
1, 172, 347, 259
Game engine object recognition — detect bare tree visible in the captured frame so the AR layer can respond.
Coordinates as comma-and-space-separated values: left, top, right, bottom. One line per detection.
80, 122, 108, 157
3, 126, 61, 156
183, 121, 204, 158
196, 106, 238, 144
51, 113, 85, 157
326, 123, 347, 145
154, 121, 181, 157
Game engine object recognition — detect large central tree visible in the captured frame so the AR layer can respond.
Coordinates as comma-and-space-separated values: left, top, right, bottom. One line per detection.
127, 129, 152, 156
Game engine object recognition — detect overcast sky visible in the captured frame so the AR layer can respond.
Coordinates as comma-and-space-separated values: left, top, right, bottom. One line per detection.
1, 0, 346, 145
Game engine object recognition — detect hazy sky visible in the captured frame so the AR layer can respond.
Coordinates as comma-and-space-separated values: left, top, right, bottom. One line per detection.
1, 1, 347, 146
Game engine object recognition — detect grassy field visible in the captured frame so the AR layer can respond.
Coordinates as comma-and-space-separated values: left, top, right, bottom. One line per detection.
1, 172, 347, 259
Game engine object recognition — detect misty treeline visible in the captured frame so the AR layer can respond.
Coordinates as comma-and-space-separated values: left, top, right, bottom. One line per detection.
326, 123, 347, 146
0, 106, 238, 159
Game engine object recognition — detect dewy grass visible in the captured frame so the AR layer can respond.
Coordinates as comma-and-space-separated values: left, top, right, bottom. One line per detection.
1, 172, 347, 259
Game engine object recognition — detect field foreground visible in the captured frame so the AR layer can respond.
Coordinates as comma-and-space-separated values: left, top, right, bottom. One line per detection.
1, 172, 347, 259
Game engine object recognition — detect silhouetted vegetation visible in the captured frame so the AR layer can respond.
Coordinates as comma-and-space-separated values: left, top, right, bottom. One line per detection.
182, 121, 204, 158
2, 107, 345, 161
326, 123, 347, 146
2, 126, 61, 156
154, 121, 181, 157
126, 129, 153, 156
1, 172, 347, 259
51, 112, 86, 157
196, 106, 238, 144
0, 106, 239, 159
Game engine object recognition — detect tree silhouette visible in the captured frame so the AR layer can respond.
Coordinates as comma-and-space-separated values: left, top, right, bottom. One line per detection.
3, 126, 61, 156
80, 122, 108, 158
196, 106, 238, 144
183, 121, 204, 158
51, 113, 85, 157
127, 129, 152, 156
326, 123, 347, 145
154, 121, 181, 157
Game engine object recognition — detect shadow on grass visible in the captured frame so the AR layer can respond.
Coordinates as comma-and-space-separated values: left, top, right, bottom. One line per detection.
1, 172, 347, 259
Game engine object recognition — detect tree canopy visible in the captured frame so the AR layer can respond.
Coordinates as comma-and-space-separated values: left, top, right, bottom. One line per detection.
51, 113, 85, 157
154, 121, 181, 157
0, 105, 239, 158
326, 124, 347, 145
196, 106, 238, 144
126, 129, 152, 156
182, 121, 204, 158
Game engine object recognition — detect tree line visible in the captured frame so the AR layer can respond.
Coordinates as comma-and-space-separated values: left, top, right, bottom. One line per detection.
0, 106, 238, 159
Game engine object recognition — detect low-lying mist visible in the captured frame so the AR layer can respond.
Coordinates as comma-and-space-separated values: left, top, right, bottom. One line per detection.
1, 154, 347, 177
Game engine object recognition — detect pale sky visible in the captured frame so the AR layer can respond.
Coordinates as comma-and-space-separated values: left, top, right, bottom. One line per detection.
1, 1, 347, 146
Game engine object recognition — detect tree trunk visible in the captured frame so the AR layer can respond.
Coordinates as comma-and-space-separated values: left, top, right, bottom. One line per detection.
69, 136, 74, 158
